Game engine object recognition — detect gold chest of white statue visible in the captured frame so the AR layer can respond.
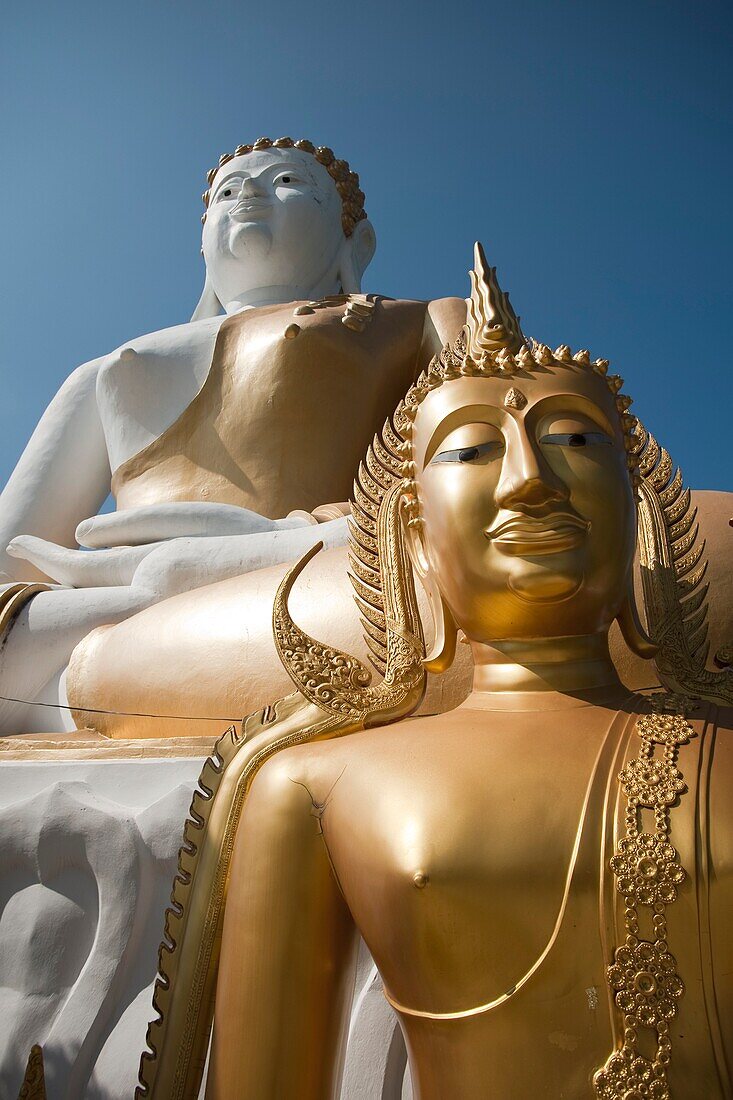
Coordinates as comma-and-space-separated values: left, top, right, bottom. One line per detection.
112, 297, 428, 518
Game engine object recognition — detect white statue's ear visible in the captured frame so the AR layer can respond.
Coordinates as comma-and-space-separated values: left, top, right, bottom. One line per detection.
402, 503, 458, 674
190, 270, 223, 321
338, 219, 377, 294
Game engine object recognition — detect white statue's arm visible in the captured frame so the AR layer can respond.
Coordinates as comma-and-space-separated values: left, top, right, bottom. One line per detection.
0, 358, 110, 582
7, 513, 349, 593
75, 501, 317, 547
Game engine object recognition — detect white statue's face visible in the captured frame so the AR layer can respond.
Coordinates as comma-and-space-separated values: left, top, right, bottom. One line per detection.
202, 148, 347, 307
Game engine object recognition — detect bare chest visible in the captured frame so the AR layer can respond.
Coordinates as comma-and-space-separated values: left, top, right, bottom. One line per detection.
322, 722, 612, 1011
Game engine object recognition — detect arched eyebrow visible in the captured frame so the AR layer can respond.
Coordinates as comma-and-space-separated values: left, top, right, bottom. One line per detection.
423, 405, 503, 467
529, 393, 617, 438
211, 170, 246, 197
212, 161, 312, 197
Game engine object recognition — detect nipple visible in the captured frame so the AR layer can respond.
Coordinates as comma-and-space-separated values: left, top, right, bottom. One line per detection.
412, 870, 429, 889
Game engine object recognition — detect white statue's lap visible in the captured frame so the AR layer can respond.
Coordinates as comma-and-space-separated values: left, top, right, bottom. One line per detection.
0, 517, 349, 735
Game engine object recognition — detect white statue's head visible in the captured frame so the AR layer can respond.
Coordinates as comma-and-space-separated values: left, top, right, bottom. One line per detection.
193, 137, 377, 317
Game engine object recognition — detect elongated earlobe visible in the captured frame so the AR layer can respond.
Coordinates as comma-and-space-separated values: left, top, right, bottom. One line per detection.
338, 220, 376, 294
190, 271, 222, 321
617, 582, 658, 659
423, 588, 459, 673
402, 502, 458, 673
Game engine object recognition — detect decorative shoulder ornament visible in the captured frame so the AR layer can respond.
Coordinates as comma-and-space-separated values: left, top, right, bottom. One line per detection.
595, 693, 695, 1099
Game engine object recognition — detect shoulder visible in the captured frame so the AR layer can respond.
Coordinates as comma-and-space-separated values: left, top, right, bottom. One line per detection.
423, 296, 467, 358
95, 315, 225, 405
104, 314, 225, 366
376, 296, 466, 328
426, 296, 467, 336
251, 735, 352, 811
372, 296, 466, 363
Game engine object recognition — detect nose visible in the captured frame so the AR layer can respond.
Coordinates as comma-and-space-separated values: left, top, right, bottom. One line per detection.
238, 175, 267, 199
495, 426, 569, 512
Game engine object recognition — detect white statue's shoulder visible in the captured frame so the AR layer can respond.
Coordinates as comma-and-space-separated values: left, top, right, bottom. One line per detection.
98, 313, 225, 379
95, 314, 226, 470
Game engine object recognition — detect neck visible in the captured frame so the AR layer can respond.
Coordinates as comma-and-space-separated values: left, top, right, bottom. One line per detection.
468, 633, 620, 695
222, 274, 345, 315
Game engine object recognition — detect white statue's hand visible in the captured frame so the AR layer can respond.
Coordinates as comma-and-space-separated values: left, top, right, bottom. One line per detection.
75, 502, 315, 548
6, 535, 162, 587
5, 505, 319, 589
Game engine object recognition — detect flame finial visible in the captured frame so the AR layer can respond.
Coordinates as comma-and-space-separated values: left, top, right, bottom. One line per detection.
465, 242, 526, 366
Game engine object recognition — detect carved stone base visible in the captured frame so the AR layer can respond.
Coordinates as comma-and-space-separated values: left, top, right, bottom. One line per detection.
0, 742, 411, 1099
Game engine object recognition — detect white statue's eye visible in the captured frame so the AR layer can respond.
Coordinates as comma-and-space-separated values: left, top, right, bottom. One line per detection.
541, 432, 611, 447
281, 176, 291, 184
222, 188, 233, 197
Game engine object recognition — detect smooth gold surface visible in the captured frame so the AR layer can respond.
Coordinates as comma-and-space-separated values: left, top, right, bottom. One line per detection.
112, 296, 446, 519
137, 249, 732, 1099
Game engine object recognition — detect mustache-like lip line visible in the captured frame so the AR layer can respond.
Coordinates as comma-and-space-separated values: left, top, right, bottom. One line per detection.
486, 514, 589, 540
229, 201, 271, 218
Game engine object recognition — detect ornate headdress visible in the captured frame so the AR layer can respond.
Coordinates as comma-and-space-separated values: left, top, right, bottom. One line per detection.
201, 136, 367, 237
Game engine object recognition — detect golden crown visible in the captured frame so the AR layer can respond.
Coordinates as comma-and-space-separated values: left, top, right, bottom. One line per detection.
390, 243, 642, 529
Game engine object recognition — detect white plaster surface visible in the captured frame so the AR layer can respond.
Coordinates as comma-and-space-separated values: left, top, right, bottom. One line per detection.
0, 755, 409, 1100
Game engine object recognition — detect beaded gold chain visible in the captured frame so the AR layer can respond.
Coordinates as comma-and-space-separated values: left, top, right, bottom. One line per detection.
594, 693, 696, 1100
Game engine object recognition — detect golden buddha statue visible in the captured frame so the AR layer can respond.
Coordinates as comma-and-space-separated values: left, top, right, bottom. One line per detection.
134, 246, 732, 1099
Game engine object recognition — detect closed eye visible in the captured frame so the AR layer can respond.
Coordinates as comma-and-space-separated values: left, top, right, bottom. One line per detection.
431, 441, 504, 465
541, 432, 612, 448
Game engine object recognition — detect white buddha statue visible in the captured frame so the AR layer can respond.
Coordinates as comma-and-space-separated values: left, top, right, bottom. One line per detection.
0, 137, 465, 734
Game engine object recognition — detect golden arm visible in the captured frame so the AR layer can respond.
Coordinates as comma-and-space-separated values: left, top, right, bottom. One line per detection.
205, 750, 359, 1100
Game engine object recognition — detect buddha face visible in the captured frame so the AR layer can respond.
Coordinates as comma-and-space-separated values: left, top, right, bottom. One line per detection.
202, 148, 366, 306
409, 366, 636, 643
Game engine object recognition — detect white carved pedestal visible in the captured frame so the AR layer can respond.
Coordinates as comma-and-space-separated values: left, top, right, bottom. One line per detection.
0, 739, 410, 1100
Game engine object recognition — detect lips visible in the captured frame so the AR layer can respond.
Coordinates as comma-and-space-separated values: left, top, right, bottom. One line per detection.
486, 514, 588, 555
229, 200, 271, 220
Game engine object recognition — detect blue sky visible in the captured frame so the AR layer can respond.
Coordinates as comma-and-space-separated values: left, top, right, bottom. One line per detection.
1, 0, 730, 490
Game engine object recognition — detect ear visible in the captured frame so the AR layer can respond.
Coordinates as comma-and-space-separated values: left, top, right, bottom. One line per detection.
190, 269, 223, 321
617, 577, 658, 659
402, 504, 458, 674
338, 219, 377, 294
